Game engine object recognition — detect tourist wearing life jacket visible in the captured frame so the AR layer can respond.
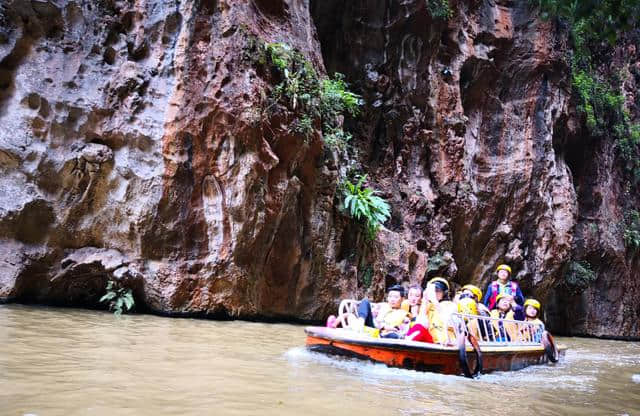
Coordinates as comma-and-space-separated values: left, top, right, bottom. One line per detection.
456, 296, 482, 339
413, 277, 457, 345
460, 284, 490, 316
357, 284, 410, 339
404, 283, 433, 343
482, 264, 524, 310
520, 298, 544, 342
401, 284, 422, 318
489, 293, 524, 342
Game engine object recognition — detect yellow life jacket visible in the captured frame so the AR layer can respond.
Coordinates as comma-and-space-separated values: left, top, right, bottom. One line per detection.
401, 299, 420, 319
419, 301, 456, 344
377, 304, 409, 328
362, 326, 381, 338
490, 309, 518, 341
519, 318, 544, 342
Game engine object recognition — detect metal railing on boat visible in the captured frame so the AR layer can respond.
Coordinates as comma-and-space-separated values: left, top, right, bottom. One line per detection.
335, 299, 545, 347
448, 313, 545, 347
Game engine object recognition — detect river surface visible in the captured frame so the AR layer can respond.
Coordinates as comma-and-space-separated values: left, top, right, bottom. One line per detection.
1, 305, 639, 416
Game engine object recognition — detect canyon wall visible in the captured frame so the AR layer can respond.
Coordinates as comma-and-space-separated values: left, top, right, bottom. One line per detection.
0, 0, 637, 337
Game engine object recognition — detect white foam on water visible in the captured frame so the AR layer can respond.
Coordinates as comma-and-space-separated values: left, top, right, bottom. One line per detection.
285, 347, 597, 393
632, 374, 640, 384
284, 347, 464, 385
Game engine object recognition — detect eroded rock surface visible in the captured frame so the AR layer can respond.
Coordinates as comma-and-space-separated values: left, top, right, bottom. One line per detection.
0, 0, 638, 336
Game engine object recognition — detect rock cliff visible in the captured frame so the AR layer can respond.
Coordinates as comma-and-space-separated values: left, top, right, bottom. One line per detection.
0, 0, 638, 337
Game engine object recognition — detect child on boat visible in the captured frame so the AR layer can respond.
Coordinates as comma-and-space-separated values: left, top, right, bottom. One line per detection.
459, 284, 490, 316
489, 293, 524, 342
409, 277, 457, 345
455, 296, 483, 339
482, 264, 524, 310
520, 298, 544, 342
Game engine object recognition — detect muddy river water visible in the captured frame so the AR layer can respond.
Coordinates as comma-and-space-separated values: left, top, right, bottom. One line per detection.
1, 305, 639, 415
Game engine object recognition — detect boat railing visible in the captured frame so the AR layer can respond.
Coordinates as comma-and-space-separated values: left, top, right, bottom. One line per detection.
448, 312, 545, 347
333, 300, 545, 348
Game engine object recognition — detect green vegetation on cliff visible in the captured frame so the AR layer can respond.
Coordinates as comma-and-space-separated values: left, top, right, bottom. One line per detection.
534, 0, 640, 181
427, 0, 452, 19
341, 175, 391, 239
100, 281, 135, 316
623, 209, 640, 250
249, 40, 362, 149
564, 260, 597, 292
245, 36, 390, 238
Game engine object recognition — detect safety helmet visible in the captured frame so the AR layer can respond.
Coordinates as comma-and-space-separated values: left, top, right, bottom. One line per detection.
495, 293, 513, 303
462, 284, 482, 301
524, 298, 541, 311
496, 264, 512, 275
386, 284, 405, 297
428, 277, 450, 292
457, 297, 478, 315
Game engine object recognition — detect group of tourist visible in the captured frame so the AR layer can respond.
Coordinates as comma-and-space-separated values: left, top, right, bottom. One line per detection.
326, 264, 545, 345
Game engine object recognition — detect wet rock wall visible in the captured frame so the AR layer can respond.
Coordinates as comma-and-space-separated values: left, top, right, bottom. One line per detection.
0, 0, 638, 337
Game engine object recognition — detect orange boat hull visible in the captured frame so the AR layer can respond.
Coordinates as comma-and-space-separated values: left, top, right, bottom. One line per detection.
305, 327, 565, 376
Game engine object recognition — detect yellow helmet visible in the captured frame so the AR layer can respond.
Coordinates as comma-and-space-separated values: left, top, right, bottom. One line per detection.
524, 298, 541, 311
496, 264, 512, 275
428, 277, 450, 291
462, 284, 482, 301
457, 297, 478, 315
495, 293, 513, 303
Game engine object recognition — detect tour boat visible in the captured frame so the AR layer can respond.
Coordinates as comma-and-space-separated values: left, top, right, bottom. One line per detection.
305, 313, 566, 377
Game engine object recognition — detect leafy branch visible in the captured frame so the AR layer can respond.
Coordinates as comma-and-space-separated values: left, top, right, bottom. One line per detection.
342, 175, 391, 240
100, 280, 135, 316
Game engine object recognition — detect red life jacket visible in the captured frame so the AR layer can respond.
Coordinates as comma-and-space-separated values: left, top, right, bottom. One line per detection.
488, 281, 518, 310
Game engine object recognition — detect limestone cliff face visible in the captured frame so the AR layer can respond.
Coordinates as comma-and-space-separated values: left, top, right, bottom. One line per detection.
0, 0, 340, 320
0, 0, 637, 337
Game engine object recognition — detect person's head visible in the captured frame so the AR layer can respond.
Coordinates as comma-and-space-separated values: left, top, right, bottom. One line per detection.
428, 277, 450, 301
386, 284, 405, 308
461, 284, 482, 303
457, 297, 478, 315
524, 299, 541, 319
407, 285, 422, 306
495, 293, 513, 312
496, 264, 512, 283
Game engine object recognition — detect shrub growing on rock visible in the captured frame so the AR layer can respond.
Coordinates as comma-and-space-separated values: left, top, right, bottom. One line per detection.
341, 175, 391, 240
100, 281, 135, 316
564, 260, 597, 292
252, 39, 362, 149
534, 0, 640, 182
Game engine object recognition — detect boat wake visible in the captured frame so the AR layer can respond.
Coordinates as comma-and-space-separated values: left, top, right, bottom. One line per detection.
284, 347, 463, 384
284, 346, 596, 392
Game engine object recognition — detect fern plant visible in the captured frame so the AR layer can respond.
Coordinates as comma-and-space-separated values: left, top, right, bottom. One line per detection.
100, 280, 135, 316
342, 175, 391, 239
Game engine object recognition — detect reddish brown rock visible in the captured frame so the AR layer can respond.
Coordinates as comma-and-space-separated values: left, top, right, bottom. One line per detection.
0, 0, 638, 337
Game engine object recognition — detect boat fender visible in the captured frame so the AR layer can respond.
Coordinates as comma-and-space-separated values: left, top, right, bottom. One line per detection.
457, 332, 482, 378
541, 331, 559, 363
